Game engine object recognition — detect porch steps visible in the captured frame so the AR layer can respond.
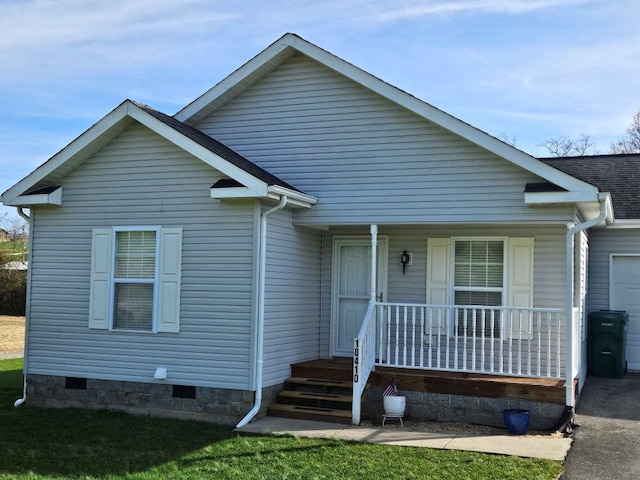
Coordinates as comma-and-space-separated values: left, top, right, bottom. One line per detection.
268, 359, 364, 425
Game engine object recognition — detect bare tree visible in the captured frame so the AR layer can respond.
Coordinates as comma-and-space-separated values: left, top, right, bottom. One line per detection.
5, 216, 28, 247
539, 133, 596, 157
496, 133, 517, 147
610, 111, 640, 154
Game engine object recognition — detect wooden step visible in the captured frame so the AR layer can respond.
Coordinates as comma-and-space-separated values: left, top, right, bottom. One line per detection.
279, 390, 352, 403
287, 377, 353, 390
268, 403, 353, 425
291, 359, 353, 382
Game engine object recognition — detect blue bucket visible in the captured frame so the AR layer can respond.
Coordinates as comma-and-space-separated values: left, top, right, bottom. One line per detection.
503, 409, 530, 435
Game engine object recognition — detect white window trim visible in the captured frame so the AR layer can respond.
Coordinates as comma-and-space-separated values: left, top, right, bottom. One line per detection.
110, 226, 161, 333
426, 236, 534, 341
89, 226, 182, 334
450, 237, 507, 309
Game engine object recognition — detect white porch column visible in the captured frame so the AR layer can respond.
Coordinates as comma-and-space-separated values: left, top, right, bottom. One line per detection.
370, 225, 378, 302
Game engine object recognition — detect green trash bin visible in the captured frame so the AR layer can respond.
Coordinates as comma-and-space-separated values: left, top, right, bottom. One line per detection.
588, 310, 628, 378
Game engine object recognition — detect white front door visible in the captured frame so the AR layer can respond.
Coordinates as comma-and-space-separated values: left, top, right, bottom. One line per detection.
611, 256, 640, 370
331, 237, 387, 357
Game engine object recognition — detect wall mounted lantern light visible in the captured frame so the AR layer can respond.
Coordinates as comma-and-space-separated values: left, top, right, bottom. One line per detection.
400, 250, 412, 274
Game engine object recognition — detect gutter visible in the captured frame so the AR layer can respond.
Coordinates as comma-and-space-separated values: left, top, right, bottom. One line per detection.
14, 207, 32, 407
236, 195, 288, 428
565, 192, 610, 408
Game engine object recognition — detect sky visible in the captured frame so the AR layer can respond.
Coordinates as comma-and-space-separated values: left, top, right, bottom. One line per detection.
1, 0, 640, 220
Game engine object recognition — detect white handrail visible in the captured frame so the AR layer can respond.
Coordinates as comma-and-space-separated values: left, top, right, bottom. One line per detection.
352, 301, 376, 425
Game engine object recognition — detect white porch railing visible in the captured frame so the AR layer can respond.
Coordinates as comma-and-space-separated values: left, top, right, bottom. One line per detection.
377, 303, 566, 378
352, 302, 568, 424
352, 301, 376, 425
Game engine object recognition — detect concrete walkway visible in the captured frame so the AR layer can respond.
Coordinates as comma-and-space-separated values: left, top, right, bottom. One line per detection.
562, 373, 640, 479
235, 416, 572, 461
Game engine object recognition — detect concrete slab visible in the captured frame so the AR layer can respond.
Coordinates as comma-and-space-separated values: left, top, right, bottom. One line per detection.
234, 416, 573, 461
235, 416, 348, 439
334, 426, 453, 449
445, 434, 572, 462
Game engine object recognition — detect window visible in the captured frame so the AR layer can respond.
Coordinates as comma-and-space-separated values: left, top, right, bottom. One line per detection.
453, 240, 505, 337
114, 230, 157, 330
426, 237, 534, 339
89, 227, 182, 333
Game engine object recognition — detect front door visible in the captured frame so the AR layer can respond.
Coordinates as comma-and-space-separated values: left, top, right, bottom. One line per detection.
611, 255, 640, 370
331, 237, 388, 357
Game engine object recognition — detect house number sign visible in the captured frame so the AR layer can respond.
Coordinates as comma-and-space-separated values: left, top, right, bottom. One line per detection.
353, 339, 360, 383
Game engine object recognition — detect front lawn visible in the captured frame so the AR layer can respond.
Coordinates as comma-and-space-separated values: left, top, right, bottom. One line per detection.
0, 359, 562, 479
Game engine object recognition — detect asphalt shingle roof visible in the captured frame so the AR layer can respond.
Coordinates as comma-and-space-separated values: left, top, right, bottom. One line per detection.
540, 154, 640, 220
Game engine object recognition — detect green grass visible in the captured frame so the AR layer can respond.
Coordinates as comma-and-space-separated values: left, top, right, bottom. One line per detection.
0, 241, 28, 254
0, 359, 563, 479
0, 241, 28, 264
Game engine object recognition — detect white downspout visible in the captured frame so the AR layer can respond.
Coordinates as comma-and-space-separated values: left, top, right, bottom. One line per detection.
565, 194, 609, 407
370, 225, 378, 302
14, 207, 31, 407
236, 195, 288, 428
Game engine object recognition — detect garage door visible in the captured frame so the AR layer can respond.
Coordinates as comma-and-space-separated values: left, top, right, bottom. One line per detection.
611, 256, 640, 371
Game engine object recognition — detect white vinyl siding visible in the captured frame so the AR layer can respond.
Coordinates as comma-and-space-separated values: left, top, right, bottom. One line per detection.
27, 123, 256, 389
262, 208, 322, 387
195, 53, 575, 227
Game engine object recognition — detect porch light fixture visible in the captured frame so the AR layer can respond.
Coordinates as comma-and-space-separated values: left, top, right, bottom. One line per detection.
400, 250, 412, 274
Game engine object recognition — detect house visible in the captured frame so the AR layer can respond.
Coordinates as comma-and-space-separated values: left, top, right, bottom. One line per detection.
0, 228, 9, 242
2, 33, 634, 430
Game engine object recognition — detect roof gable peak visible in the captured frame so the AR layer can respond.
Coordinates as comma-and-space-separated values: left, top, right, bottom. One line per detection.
175, 33, 598, 197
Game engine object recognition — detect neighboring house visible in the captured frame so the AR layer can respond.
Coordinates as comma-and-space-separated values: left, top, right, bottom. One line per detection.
0, 228, 9, 242
1, 34, 633, 429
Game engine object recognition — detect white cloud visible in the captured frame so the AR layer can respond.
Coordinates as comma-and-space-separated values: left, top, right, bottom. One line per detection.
0, 0, 238, 80
345, 0, 595, 24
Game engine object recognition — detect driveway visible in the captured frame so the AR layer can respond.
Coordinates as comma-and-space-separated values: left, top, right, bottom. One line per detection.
562, 372, 640, 479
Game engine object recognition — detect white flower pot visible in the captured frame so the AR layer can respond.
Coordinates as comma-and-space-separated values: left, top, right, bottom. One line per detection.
383, 396, 406, 416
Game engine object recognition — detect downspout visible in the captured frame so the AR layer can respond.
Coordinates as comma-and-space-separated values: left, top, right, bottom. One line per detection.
236, 195, 288, 428
370, 225, 378, 302
14, 207, 31, 407
565, 193, 609, 408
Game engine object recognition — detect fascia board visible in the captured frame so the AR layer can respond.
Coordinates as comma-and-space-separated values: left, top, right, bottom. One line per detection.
8, 187, 63, 206
267, 185, 317, 207
210, 187, 265, 199
211, 185, 317, 208
608, 220, 640, 229
524, 191, 600, 205
127, 104, 269, 193
2, 102, 131, 204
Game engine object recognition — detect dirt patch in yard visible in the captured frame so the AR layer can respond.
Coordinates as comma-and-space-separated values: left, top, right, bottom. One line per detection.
0, 315, 25, 358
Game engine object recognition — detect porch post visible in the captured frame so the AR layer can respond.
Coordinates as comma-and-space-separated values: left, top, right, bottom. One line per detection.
370, 225, 378, 302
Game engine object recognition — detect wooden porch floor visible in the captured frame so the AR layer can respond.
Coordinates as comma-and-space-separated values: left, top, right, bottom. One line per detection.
292, 358, 569, 404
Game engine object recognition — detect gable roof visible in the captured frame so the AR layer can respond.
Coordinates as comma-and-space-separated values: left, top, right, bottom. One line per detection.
175, 33, 599, 201
541, 154, 640, 220
1, 100, 315, 208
